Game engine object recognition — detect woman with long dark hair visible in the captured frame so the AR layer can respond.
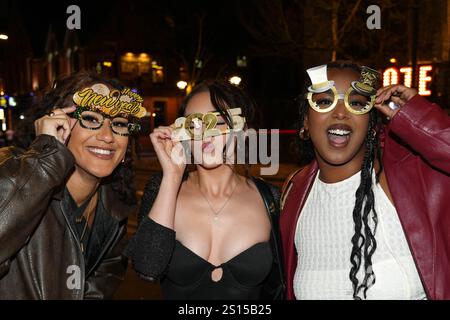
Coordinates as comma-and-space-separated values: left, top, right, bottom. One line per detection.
0, 71, 140, 299
125, 80, 284, 300
280, 61, 450, 300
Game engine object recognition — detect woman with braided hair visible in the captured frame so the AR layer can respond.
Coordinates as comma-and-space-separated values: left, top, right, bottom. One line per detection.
280, 61, 450, 300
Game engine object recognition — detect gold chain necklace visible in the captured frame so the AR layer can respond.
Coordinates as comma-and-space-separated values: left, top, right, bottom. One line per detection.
196, 176, 240, 222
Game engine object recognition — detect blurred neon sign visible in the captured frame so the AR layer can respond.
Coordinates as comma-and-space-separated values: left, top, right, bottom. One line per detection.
383, 65, 433, 96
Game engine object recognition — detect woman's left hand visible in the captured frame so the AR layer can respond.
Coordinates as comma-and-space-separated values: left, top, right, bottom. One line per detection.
374, 85, 418, 119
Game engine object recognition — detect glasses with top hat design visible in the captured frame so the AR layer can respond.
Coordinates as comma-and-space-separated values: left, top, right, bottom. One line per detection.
305, 65, 380, 115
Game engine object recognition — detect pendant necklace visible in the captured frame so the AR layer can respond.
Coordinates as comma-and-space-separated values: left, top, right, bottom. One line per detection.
197, 176, 239, 222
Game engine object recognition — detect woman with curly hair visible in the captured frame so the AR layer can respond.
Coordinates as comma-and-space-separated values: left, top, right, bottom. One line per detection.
0, 71, 140, 299
280, 61, 450, 300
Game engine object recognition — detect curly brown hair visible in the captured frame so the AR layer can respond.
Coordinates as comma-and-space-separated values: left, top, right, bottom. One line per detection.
18, 71, 137, 205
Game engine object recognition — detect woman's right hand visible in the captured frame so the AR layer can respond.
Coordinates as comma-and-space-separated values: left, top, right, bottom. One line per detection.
150, 126, 186, 179
374, 84, 418, 119
34, 106, 77, 144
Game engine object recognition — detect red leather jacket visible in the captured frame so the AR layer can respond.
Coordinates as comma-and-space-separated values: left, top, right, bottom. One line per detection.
280, 95, 450, 300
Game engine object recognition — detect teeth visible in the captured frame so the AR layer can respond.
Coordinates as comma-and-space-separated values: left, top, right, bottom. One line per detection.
88, 147, 113, 155
328, 129, 351, 136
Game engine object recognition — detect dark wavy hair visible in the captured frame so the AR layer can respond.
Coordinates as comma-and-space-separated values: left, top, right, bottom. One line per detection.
177, 79, 258, 178
19, 71, 137, 206
297, 61, 383, 299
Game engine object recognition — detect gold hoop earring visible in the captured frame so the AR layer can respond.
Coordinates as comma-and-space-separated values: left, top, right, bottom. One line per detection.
372, 129, 377, 137
299, 127, 310, 140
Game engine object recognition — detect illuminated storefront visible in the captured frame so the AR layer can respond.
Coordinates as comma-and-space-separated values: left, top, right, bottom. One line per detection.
382, 65, 433, 96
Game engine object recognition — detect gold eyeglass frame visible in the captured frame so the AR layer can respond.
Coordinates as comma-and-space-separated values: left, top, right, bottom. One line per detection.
172, 107, 246, 141
307, 86, 376, 115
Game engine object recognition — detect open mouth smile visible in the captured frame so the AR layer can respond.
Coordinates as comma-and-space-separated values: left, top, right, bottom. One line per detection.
326, 124, 353, 148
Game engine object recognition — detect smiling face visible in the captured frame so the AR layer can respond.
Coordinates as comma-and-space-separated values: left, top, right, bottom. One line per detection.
184, 91, 232, 169
67, 106, 129, 179
304, 68, 370, 166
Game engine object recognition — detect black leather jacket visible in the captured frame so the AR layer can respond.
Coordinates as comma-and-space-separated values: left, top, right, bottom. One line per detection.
0, 135, 132, 299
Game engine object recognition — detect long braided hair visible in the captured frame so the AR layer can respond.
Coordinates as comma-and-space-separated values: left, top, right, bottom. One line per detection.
297, 61, 383, 299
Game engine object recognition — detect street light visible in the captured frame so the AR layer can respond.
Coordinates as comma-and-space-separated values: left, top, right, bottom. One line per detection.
229, 76, 242, 86
8, 97, 16, 107
0, 34, 8, 40
177, 80, 188, 90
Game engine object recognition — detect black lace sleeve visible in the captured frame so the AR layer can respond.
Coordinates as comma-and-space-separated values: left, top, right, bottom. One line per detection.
137, 173, 162, 225
124, 173, 176, 281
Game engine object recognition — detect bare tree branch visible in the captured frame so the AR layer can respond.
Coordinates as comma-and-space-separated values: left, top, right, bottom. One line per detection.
338, 0, 363, 41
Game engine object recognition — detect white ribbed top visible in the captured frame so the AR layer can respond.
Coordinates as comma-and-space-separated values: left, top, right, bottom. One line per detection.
293, 170, 426, 300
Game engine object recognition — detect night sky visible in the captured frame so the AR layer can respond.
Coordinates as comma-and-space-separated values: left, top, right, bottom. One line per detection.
5, 0, 248, 57
8, 1, 109, 54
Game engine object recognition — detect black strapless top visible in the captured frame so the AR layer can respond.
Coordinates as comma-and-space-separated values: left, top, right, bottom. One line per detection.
161, 240, 273, 300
